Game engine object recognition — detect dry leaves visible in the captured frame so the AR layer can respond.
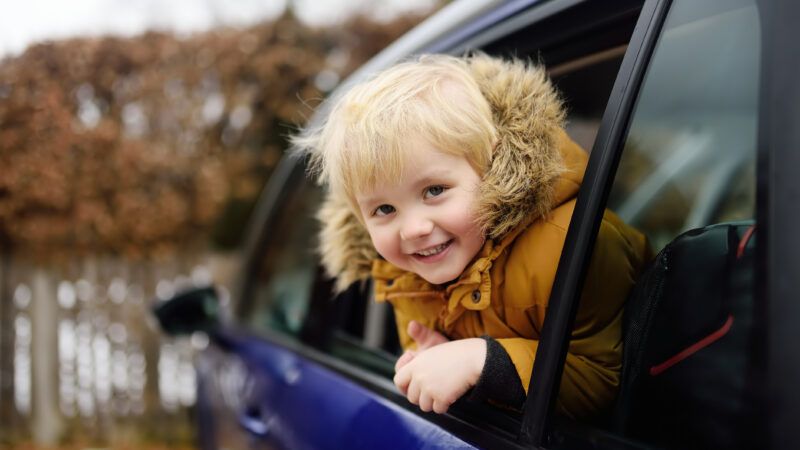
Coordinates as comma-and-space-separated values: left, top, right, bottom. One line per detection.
0, 11, 425, 261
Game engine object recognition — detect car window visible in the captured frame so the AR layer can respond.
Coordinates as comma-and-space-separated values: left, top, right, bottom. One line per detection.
242, 179, 321, 336
568, 0, 759, 439
235, 16, 649, 421
239, 176, 400, 377
239, 36, 636, 380
552, 46, 627, 153
607, 0, 759, 248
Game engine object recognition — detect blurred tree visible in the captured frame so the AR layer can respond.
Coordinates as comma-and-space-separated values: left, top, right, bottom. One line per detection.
0, 8, 429, 444
0, 9, 426, 261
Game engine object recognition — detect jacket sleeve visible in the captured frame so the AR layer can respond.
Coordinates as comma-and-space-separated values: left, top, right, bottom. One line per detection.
496, 213, 650, 419
469, 336, 527, 408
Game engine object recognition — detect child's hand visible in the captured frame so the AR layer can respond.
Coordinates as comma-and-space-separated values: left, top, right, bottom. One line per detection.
393, 338, 487, 414
395, 320, 449, 371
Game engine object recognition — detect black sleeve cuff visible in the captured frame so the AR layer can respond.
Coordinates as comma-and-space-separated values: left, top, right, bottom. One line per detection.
467, 336, 526, 409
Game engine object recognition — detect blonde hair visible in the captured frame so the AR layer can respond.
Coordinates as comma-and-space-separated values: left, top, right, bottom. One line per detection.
294, 54, 497, 210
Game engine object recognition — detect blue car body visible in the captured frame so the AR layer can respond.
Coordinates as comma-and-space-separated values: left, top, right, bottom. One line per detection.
198, 330, 475, 450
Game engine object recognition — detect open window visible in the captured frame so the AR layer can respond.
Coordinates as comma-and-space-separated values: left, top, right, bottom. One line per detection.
234, 1, 651, 446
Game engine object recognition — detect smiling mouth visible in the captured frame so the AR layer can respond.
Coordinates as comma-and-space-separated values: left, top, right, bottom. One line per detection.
414, 239, 453, 257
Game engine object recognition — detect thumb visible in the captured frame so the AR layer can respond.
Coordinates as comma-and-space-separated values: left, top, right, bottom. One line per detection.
407, 320, 448, 350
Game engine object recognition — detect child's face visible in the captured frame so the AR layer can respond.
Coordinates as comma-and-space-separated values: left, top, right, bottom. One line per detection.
356, 138, 485, 285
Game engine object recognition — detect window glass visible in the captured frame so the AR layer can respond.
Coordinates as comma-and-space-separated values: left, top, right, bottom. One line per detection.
608, 0, 759, 248
552, 47, 627, 152
244, 179, 322, 336
241, 175, 398, 376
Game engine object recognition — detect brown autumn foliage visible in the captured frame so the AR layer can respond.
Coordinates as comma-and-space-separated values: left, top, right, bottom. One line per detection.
0, 10, 427, 262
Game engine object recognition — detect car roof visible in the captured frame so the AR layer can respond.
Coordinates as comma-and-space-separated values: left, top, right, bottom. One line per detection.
310, 0, 542, 124
342, 0, 506, 89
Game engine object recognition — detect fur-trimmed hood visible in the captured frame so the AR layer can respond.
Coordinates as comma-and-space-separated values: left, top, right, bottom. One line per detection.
316, 55, 587, 292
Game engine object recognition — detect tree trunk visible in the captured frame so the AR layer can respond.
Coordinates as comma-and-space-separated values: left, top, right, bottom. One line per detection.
30, 267, 63, 445
0, 241, 14, 442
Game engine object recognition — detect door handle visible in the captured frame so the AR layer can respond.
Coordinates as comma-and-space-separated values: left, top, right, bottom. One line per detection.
238, 406, 272, 438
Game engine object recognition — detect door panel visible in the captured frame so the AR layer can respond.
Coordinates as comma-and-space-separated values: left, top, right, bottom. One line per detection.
215, 331, 477, 450
195, 345, 262, 450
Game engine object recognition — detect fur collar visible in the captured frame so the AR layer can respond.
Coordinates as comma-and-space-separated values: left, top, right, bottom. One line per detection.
316, 55, 581, 292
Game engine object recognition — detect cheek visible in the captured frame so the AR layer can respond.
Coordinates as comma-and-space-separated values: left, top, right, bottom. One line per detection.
367, 228, 397, 259
457, 221, 484, 248
444, 201, 481, 236
446, 207, 484, 250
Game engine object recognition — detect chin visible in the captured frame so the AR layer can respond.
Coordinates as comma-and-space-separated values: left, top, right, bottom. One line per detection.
420, 270, 460, 286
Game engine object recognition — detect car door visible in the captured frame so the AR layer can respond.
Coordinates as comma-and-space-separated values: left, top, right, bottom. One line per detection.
185, 0, 800, 449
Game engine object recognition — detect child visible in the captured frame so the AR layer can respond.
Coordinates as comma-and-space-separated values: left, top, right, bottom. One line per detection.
294, 54, 650, 419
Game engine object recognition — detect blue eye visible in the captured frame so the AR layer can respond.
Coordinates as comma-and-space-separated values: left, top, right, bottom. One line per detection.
424, 185, 446, 198
374, 204, 395, 216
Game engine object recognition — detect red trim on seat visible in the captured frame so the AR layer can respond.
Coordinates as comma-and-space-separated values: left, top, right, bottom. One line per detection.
737, 225, 756, 259
649, 315, 734, 376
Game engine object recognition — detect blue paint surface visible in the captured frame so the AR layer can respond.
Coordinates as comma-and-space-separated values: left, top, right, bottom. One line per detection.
204, 332, 478, 450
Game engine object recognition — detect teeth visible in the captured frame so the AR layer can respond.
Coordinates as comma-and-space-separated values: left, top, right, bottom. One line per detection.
416, 242, 449, 257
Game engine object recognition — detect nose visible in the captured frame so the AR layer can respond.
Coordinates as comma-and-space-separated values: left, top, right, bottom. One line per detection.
399, 214, 434, 241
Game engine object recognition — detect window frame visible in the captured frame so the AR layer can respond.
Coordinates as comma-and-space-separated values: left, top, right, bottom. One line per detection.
759, 1, 800, 448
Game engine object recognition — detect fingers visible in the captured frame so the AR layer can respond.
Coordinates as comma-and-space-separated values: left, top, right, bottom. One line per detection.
398, 369, 428, 413
407, 320, 423, 342
395, 350, 417, 371
406, 378, 420, 407
418, 391, 433, 412
394, 361, 453, 415
432, 399, 451, 415
408, 384, 451, 414
407, 320, 448, 351
393, 367, 411, 396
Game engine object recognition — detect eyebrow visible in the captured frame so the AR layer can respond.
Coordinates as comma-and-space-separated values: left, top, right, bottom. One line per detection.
412, 170, 453, 188
356, 189, 389, 210
356, 194, 382, 209
356, 169, 455, 208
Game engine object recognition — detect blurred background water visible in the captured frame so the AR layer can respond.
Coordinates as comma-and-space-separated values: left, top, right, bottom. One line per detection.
0, 1, 440, 448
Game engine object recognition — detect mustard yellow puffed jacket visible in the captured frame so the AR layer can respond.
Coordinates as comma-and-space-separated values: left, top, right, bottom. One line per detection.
314, 55, 651, 419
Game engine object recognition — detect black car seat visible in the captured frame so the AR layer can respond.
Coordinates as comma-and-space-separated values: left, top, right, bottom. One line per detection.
613, 221, 763, 449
